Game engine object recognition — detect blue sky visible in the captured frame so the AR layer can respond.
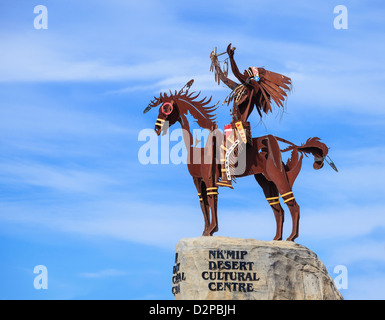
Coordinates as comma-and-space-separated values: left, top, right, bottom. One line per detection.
0, 0, 385, 300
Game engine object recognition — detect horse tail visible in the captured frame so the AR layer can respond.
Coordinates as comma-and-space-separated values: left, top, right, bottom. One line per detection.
276, 137, 329, 188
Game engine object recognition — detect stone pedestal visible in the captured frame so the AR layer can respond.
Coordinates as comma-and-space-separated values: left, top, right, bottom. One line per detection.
172, 236, 343, 300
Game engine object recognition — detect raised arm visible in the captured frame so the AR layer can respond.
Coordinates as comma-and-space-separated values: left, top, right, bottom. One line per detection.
227, 44, 248, 84
210, 51, 238, 90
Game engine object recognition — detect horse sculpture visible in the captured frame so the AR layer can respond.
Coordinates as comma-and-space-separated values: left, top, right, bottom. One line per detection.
143, 81, 332, 241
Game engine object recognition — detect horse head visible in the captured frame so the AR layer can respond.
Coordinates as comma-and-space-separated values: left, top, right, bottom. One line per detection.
153, 97, 180, 136
144, 80, 196, 136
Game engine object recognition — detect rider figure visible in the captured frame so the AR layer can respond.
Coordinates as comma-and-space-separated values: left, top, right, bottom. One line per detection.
211, 44, 292, 188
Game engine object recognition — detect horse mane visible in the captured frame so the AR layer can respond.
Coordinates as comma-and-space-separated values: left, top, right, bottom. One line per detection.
144, 79, 218, 129
161, 90, 219, 130
176, 91, 218, 129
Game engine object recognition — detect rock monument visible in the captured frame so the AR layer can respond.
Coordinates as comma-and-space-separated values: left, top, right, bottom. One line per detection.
172, 237, 343, 300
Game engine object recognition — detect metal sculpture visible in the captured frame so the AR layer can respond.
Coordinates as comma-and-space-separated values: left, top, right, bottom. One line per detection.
210, 44, 293, 188
143, 45, 337, 242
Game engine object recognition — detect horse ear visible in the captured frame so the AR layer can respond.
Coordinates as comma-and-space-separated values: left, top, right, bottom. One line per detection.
178, 79, 194, 95
186, 79, 194, 89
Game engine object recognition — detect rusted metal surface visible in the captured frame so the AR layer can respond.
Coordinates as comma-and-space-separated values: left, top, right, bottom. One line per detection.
144, 45, 336, 242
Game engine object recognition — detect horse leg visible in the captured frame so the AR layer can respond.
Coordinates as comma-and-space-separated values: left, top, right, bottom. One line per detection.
284, 198, 300, 242
206, 185, 219, 236
193, 178, 210, 236
254, 173, 284, 241
263, 135, 301, 242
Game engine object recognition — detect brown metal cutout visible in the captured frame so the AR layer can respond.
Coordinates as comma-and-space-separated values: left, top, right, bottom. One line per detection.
144, 47, 337, 242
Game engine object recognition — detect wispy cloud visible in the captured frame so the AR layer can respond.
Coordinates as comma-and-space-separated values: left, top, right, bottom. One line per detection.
2, 0, 384, 118
0, 162, 119, 193
0, 103, 132, 138
1, 194, 384, 248
107, 74, 228, 95
79, 269, 128, 279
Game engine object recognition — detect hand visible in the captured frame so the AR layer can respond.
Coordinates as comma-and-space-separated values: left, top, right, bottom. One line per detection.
227, 43, 236, 57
